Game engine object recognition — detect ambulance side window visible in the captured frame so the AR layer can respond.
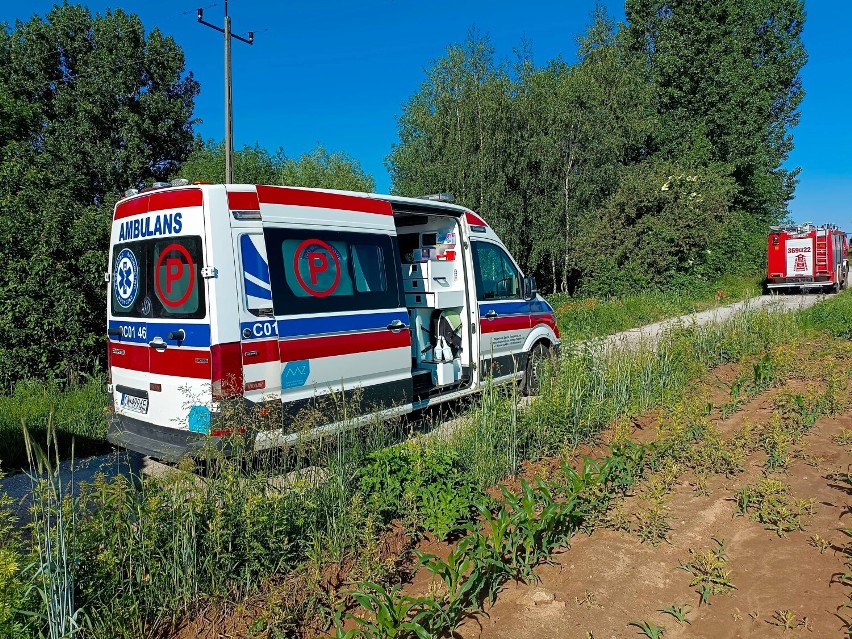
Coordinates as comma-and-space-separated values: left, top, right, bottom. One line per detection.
472, 242, 521, 301
265, 228, 402, 315
239, 234, 274, 317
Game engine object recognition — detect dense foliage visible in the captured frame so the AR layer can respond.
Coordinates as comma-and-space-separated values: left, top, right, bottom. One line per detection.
388, 3, 807, 294
175, 140, 376, 192
0, 4, 199, 385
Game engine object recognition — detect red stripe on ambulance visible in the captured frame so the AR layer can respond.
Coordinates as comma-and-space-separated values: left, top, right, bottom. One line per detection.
150, 348, 211, 378
257, 186, 392, 216
109, 342, 148, 370
227, 190, 260, 211
530, 312, 559, 334
114, 188, 203, 220
242, 338, 279, 363
109, 342, 213, 379
279, 330, 410, 362
480, 315, 530, 334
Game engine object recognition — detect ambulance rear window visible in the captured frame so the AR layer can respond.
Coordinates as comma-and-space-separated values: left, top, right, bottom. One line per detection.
265, 228, 402, 315
110, 236, 206, 319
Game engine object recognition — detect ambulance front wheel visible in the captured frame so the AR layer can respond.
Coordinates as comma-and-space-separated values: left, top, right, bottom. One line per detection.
523, 342, 550, 396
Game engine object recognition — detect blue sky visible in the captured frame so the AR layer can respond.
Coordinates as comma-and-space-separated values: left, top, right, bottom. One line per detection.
1, 1, 849, 228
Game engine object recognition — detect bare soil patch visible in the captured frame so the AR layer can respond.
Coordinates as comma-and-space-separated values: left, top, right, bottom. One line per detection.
453, 409, 852, 638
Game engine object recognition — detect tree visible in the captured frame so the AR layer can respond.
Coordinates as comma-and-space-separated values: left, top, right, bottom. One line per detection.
279, 146, 375, 192
176, 140, 376, 192
176, 139, 284, 185
388, 16, 655, 293
0, 4, 199, 385
625, 0, 807, 224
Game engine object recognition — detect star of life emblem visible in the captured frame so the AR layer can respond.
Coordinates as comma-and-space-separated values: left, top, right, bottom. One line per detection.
114, 248, 139, 309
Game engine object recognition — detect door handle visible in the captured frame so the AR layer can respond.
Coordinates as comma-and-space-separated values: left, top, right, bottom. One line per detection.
386, 319, 406, 332
148, 337, 167, 351
107, 327, 123, 337
485, 310, 498, 320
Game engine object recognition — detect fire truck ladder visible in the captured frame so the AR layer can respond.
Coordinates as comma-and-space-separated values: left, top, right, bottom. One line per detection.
815, 227, 829, 274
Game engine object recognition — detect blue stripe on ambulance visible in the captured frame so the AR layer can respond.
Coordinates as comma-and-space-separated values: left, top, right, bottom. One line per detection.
478, 299, 551, 317
276, 311, 409, 339
240, 234, 273, 307
108, 319, 211, 347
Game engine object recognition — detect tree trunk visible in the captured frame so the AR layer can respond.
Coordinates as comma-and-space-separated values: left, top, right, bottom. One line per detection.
561, 152, 575, 294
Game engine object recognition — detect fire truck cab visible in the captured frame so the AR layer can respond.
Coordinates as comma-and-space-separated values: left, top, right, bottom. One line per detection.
105, 183, 560, 460
766, 223, 848, 293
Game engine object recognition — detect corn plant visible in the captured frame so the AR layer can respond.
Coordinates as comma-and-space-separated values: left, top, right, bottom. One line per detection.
414, 536, 482, 632
500, 479, 578, 580
658, 603, 691, 624
628, 619, 665, 638
335, 581, 438, 639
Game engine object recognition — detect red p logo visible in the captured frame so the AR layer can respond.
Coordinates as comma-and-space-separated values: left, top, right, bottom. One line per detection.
293, 239, 341, 297
307, 251, 329, 285
166, 258, 184, 293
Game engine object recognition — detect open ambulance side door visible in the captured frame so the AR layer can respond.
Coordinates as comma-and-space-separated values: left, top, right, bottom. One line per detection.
256, 187, 413, 426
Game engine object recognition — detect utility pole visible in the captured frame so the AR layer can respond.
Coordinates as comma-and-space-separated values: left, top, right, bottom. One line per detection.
198, 1, 254, 184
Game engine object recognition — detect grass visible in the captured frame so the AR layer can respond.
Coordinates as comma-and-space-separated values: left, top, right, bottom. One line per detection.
550, 273, 763, 343
3, 287, 851, 638
0, 378, 108, 471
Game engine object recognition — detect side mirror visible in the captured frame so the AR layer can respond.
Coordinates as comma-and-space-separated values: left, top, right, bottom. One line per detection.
523, 275, 537, 301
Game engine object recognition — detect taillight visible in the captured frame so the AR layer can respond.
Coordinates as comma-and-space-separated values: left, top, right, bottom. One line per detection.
210, 342, 243, 401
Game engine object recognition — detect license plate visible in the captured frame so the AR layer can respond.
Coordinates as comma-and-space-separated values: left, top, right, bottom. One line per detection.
121, 394, 149, 414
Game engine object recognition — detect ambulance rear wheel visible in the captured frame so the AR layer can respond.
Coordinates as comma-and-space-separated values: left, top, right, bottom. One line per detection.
523, 342, 550, 396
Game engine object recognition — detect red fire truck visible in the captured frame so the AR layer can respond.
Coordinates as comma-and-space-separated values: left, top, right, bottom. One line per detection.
766, 223, 849, 293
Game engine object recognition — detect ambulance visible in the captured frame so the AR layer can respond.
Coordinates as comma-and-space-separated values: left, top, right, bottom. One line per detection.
105, 182, 560, 460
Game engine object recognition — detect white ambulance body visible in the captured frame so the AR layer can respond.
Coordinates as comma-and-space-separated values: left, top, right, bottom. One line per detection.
106, 184, 560, 460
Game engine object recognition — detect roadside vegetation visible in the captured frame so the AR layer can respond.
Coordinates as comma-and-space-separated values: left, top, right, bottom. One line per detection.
1, 290, 849, 639
551, 273, 762, 343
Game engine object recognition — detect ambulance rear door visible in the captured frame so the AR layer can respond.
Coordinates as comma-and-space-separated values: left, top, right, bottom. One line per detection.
108, 188, 212, 432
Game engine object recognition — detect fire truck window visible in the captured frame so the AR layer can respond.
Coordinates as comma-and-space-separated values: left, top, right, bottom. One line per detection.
472, 242, 521, 301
